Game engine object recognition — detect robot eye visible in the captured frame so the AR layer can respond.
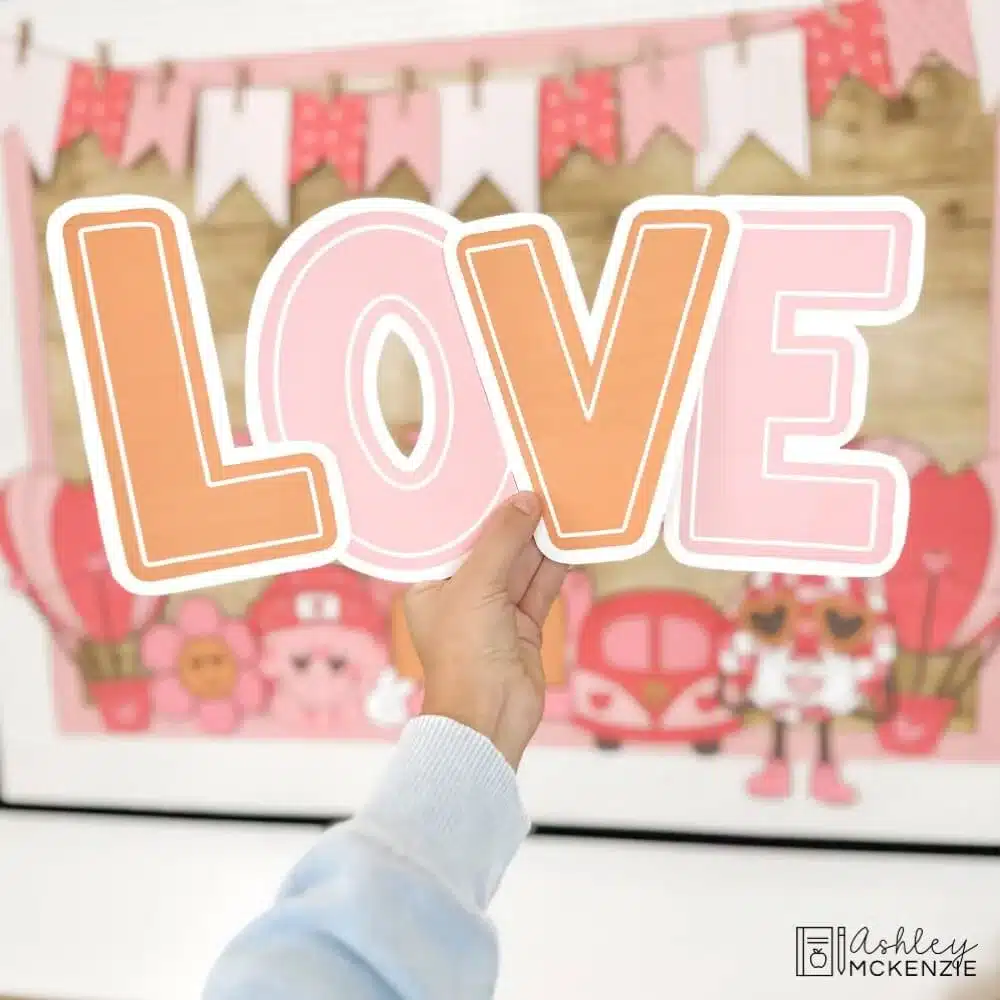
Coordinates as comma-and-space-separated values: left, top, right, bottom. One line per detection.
328, 656, 347, 673
748, 605, 787, 638
291, 654, 311, 671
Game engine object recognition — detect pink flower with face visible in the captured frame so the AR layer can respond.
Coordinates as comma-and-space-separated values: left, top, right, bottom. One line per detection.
140, 597, 267, 735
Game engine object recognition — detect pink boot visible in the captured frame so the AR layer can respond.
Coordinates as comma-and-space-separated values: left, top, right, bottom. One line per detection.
810, 762, 856, 806
747, 758, 791, 799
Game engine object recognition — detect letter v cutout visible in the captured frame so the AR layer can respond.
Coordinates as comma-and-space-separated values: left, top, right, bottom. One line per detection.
447, 197, 741, 565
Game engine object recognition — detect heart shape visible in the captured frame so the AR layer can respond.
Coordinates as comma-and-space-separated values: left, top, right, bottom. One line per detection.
883, 463, 992, 651
51, 482, 136, 641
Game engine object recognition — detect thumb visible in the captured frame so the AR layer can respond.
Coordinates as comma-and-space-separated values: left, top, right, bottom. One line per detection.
456, 491, 541, 591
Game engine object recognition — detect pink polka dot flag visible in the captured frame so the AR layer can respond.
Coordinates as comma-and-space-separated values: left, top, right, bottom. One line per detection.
57, 62, 136, 162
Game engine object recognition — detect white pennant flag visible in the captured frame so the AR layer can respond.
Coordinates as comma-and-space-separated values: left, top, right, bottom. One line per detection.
968, 0, 1000, 111
433, 77, 540, 213
0, 42, 70, 181
696, 27, 810, 189
194, 88, 292, 225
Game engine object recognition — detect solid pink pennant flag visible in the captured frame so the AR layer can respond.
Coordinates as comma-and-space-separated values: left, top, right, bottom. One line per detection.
365, 89, 440, 192
120, 72, 196, 173
618, 52, 701, 161
880, 0, 978, 87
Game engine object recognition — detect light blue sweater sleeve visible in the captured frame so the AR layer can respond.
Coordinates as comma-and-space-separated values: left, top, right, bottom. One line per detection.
202, 716, 531, 1000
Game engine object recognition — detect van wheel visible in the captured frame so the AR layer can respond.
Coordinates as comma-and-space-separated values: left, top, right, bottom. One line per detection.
596, 738, 622, 752
692, 740, 721, 756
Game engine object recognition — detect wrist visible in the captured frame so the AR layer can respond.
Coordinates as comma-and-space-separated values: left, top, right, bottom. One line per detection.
420, 694, 516, 769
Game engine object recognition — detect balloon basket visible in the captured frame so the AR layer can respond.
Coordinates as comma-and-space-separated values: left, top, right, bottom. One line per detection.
88, 676, 153, 733
75, 636, 143, 682
75, 636, 148, 720
876, 693, 956, 756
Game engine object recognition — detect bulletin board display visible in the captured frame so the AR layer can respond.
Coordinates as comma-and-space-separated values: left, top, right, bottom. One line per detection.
2, 4, 1000, 846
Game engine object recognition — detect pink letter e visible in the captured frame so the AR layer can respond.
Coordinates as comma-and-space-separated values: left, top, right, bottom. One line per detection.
668, 197, 925, 578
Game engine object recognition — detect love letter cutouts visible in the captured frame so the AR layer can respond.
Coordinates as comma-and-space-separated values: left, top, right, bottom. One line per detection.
46, 194, 924, 594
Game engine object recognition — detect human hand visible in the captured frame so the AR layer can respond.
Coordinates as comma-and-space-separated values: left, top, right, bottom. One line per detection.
403, 492, 568, 770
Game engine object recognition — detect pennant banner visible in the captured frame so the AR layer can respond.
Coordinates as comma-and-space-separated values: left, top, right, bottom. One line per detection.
289, 92, 368, 192
0, 40, 69, 180
880, 0, 977, 88
365, 89, 441, 192
618, 52, 701, 160
696, 27, 810, 188
2, 7, 996, 224
538, 68, 619, 180
433, 77, 540, 213
796, 1, 893, 117
58, 62, 135, 163
120, 73, 197, 173
194, 87, 292, 224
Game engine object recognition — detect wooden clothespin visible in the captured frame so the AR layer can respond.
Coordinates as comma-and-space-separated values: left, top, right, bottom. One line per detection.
637, 36, 664, 85
233, 63, 250, 112
323, 70, 344, 104
94, 42, 112, 90
561, 49, 582, 97
397, 66, 417, 115
467, 59, 486, 110
729, 14, 750, 66
15, 20, 32, 65
156, 60, 175, 104
824, 0, 846, 28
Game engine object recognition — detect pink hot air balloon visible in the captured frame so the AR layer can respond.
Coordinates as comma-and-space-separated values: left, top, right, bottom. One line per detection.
0, 470, 166, 731
863, 439, 1000, 754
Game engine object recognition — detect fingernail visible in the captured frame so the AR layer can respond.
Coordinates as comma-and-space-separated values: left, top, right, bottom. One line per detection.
511, 491, 539, 516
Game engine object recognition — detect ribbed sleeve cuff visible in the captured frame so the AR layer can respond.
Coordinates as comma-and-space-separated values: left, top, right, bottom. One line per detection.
353, 715, 530, 911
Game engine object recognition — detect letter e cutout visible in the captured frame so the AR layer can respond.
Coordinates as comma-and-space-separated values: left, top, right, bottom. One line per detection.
669, 196, 925, 577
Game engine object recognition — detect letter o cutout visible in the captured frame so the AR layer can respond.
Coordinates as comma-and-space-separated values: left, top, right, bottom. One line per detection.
246, 200, 515, 581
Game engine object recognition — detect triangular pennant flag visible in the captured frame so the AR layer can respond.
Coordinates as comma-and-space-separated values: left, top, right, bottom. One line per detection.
58, 62, 136, 162
0, 41, 69, 179
538, 68, 619, 180
880, 0, 977, 88
795, 1, 894, 117
365, 89, 440, 192
289, 92, 368, 192
696, 27, 810, 188
434, 76, 540, 212
121, 71, 197, 173
618, 52, 701, 161
194, 87, 293, 225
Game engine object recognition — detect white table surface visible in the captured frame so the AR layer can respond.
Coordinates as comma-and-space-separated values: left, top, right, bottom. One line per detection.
0, 810, 997, 1000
